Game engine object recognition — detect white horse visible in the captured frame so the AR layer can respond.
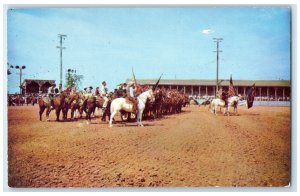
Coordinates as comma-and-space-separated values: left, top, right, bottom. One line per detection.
210, 95, 240, 115
109, 89, 155, 127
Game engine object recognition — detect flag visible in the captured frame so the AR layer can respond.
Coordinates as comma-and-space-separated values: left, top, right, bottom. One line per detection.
246, 83, 256, 109
228, 75, 236, 97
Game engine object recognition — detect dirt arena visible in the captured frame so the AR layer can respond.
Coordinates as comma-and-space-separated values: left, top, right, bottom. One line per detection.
7, 105, 290, 188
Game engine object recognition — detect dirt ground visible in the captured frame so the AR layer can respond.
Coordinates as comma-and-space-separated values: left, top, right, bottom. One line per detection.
7, 104, 290, 188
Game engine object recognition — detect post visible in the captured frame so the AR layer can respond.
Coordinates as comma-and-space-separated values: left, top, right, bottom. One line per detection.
259, 88, 262, 101
191, 86, 193, 96
60, 37, 62, 85
19, 68, 22, 95
243, 87, 246, 98
57, 34, 67, 86
283, 88, 285, 101
267, 87, 269, 101
198, 86, 201, 97
183, 86, 186, 94
213, 38, 223, 97
206, 86, 208, 97
275, 88, 278, 101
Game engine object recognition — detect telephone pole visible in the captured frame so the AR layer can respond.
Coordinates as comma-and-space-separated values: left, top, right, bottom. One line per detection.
213, 38, 223, 97
57, 34, 67, 86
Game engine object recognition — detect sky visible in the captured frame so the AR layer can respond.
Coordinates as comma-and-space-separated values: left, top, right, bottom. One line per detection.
6, 6, 291, 93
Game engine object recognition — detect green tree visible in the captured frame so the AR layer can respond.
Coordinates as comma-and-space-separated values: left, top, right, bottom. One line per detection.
65, 69, 84, 89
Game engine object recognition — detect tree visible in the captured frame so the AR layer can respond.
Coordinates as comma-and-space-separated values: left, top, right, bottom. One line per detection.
65, 69, 84, 89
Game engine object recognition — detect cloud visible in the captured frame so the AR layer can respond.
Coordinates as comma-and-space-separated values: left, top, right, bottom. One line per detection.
201, 29, 214, 34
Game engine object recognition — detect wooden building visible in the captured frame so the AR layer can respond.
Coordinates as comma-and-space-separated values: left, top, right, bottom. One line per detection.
126, 79, 291, 101
21, 79, 56, 95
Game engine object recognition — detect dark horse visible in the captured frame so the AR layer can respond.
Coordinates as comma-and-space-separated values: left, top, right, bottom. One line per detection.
82, 95, 96, 123
38, 90, 69, 121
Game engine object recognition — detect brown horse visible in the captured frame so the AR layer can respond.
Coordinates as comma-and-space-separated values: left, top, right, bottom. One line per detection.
83, 95, 96, 123
61, 92, 80, 120
38, 90, 69, 121
68, 93, 82, 120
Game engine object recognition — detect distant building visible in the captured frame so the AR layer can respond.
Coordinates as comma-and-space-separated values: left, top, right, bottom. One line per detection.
21, 79, 56, 95
125, 79, 291, 101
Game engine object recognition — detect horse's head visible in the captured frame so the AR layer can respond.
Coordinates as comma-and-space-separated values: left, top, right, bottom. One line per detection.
147, 89, 155, 103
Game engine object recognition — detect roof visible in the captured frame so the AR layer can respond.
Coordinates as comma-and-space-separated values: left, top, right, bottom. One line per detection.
125, 79, 290, 87
22, 79, 56, 86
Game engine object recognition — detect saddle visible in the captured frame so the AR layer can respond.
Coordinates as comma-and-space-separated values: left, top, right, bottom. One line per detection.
125, 97, 138, 112
42, 97, 51, 103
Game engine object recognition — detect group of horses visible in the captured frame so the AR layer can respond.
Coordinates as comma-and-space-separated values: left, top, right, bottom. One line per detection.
38, 86, 190, 127
8, 94, 37, 106
38, 89, 111, 123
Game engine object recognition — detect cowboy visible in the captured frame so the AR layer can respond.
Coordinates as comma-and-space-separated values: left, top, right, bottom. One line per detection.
126, 81, 138, 113
100, 81, 109, 116
95, 87, 100, 96
87, 86, 93, 94
71, 86, 77, 95
48, 83, 56, 108
221, 88, 229, 106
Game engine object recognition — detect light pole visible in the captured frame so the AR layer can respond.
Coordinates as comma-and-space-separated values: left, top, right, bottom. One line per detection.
57, 34, 67, 86
213, 38, 223, 97
15, 65, 26, 95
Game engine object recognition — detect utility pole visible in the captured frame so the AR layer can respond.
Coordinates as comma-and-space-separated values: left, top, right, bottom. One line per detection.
57, 34, 67, 86
213, 38, 223, 97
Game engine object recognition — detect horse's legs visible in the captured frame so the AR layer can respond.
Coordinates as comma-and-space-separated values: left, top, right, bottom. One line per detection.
46, 107, 51, 121
56, 108, 61, 121
109, 110, 117, 128
137, 110, 144, 127
225, 106, 229, 116
39, 106, 46, 121
71, 107, 75, 120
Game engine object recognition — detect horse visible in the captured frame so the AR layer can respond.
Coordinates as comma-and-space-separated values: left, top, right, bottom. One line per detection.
38, 90, 69, 121
210, 95, 240, 115
62, 92, 80, 120
82, 95, 96, 123
69, 93, 85, 120
109, 89, 155, 127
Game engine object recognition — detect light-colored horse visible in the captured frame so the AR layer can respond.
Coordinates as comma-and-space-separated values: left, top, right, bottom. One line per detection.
210, 95, 240, 115
109, 89, 155, 127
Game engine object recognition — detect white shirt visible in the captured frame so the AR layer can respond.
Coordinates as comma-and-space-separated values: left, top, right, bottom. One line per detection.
100, 84, 108, 96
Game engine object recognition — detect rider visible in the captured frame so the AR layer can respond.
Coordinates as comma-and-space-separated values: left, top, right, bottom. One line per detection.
87, 86, 93, 95
100, 81, 109, 115
126, 81, 138, 113
221, 88, 229, 106
48, 83, 56, 109
71, 86, 77, 95
58, 83, 63, 93
95, 87, 100, 96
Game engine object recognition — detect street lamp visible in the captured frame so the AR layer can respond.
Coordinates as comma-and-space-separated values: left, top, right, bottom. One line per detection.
15, 65, 26, 95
